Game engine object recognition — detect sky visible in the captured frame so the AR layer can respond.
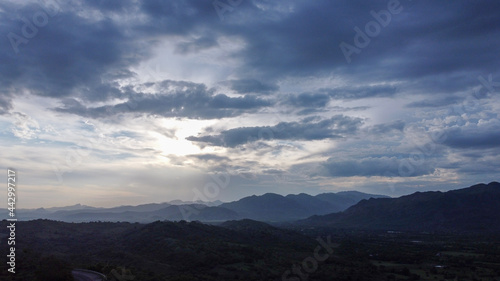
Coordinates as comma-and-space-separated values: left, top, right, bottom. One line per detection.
1, 0, 499, 208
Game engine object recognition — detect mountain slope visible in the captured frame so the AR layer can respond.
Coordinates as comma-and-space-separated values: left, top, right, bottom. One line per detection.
299, 182, 500, 233
220, 191, 389, 221
220, 193, 306, 221
315, 191, 389, 211
0, 219, 324, 280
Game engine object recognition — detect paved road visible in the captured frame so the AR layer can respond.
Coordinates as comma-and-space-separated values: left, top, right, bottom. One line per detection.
72, 269, 106, 281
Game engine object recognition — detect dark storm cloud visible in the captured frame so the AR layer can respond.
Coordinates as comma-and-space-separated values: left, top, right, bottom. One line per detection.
85, 0, 134, 12
323, 156, 435, 178
230, 0, 500, 98
189, 154, 230, 162
283, 85, 397, 110
186, 154, 232, 170
368, 120, 405, 135
454, 157, 500, 175
319, 85, 397, 100
2, 0, 499, 117
186, 115, 363, 147
54, 80, 271, 119
0, 1, 150, 112
0, 94, 13, 115
137, 0, 223, 36
440, 149, 500, 176
296, 108, 328, 116
175, 36, 219, 54
226, 79, 279, 95
285, 92, 331, 108
406, 96, 464, 108
296, 105, 370, 116
442, 125, 500, 149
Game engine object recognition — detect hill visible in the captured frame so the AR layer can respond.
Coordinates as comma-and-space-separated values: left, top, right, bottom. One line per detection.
0, 219, 327, 281
7, 191, 387, 223
220, 191, 388, 221
298, 182, 500, 233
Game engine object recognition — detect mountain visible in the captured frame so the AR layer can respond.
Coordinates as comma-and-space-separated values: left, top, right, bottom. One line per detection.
102, 202, 172, 212
315, 191, 389, 211
285, 193, 337, 214
299, 182, 500, 233
220, 191, 389, 221
220, 193, 305, 221
45, 204, 238, 223
167, 199, 224, 206
9, 191, 387, 223
5, 203, 172, 221
44, 203, 97, 212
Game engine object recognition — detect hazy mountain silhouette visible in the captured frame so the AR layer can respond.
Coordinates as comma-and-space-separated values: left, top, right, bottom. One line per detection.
9, 191, 386, 223
44, 204, 238, 223
167, 199, 224, 206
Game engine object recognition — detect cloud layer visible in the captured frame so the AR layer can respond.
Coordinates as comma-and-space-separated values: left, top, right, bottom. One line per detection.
1, 0, 499, 207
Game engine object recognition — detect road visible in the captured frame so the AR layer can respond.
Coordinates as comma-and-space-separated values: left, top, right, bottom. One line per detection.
72, 269, 106, 281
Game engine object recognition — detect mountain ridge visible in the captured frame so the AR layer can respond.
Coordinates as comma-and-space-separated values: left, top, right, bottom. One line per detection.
298, 181, 500, 233
6, 190, 388, 223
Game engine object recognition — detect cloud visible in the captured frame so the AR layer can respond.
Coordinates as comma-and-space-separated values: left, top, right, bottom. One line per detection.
319, 85, 397, 100
175, 36, 219, 54
230, 0, 500, 100
406, 96, 464, 108
285, 92, 331, 108
11, 112, 40, 140
188, 154, 230, 162
283, 85, 397, 110
1, 0, 500, 206
442, 121, 500, 149
187, 115, 363, 147
2, 0, 498, 117
0, 2, 151, 105
368, 120, 405, 135
54, 80, 272, 119
226, 79, 279, 95
323, 156, 435, 178
0, 94, 12, 115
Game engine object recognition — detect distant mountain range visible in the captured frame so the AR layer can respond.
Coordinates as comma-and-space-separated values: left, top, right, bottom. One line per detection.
298, 182, 500, 233
2, 191, 387, 223
6, 182, 499, 233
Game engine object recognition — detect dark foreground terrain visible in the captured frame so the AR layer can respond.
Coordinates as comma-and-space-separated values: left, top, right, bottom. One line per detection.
1, 219, 500, 281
